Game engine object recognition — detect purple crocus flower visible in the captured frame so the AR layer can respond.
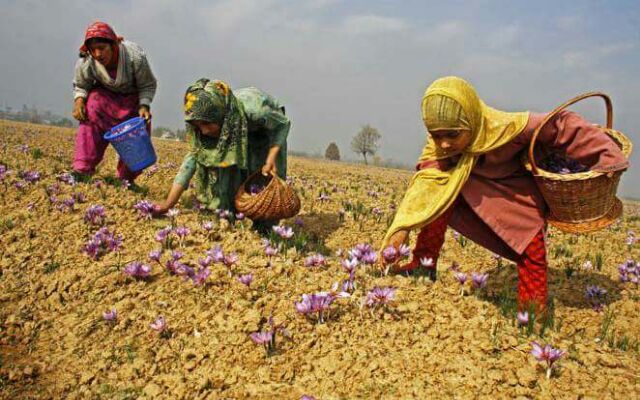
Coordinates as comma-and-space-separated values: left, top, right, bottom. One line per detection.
192, 267, 211, 286
264, 245, 278, 257
361, 251, 378, 265
398, 244, 411, 258
174, 226, 191, 244
223, 252, 238, 267
585, 285, 607, 311
21, 170, 40, 183
341, 258, 358, 274
454, 272, 468, 285
202, 221, 214, 232
273, 225, 294, 239
171, 250, 184, 261
82, 239, 101, 260
517, 311, 529, 326
166, 208, 180, 219
198, 256, 213, 268
294, 217, 304, 227
84, 205, 106, 226
365, 287, 396, 308
304, 253, 326, 268
73, 192, 86, 203
238, 274, 253, 287
381, 246, 398, 264
133, 200, 155, 220
14, 181, 26, 190
235, 212, 245, 221
300, 396, 317, 400
103, 308, 117, 322
57, 172, 76, 186
123, 261, 152, 279
149, 249, 162, 263
155, 227, 172, 244
471, 272, 489, 289
207, 246, 225, 263
420, 257, 434, 268
530, 341, 566, 379
317, 193, 330, 202
295, 292, 337, 323
250, 331, 273, 345
150, 316, 167, 333
218, 209, 232, 220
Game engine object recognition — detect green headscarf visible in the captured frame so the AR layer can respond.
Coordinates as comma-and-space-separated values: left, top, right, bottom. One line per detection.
183, 78, 249, 209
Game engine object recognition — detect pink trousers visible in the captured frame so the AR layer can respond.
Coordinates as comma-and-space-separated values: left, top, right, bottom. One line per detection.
72, 87, 145, 182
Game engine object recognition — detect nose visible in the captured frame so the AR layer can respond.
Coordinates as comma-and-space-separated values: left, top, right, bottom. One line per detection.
440, 141, 451, 150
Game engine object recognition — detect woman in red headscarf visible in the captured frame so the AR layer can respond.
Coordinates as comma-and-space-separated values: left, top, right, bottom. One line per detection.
72, 21, 157, 182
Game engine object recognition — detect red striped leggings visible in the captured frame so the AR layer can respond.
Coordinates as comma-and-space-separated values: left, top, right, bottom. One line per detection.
399, 206, 548, 310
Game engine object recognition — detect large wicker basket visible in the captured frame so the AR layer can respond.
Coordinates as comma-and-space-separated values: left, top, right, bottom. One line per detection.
523, 92, 633, 233
235, 171, 301, 221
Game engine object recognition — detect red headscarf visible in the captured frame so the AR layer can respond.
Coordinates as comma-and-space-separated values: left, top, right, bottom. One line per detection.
79, 21, 123, 53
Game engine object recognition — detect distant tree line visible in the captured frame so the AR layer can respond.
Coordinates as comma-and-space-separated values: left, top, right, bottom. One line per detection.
152, 126, 187, 142
1, 104, 76, 128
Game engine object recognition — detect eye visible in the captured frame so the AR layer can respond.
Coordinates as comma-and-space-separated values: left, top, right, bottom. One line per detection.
447, 131, 460, 139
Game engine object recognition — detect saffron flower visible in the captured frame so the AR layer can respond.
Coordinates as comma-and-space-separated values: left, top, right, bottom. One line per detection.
381, 246, 398, 264
103, 308, 117, 322
123, 261, 152, 279
273, 225, 294, 239
295, 292, 338, 324
150, 316, 168, 334
84, 205, 106, 226
57, 172, 76, 186
341, 258, 358, 274
304, 253, 326, 268
454, 272, 468, 285
250, 331, 273, 346
133, 200, 155, 220
174, 226, 191, 246
238, 274, 253, 287
155, 227, 172, 247
191, 267, 211, 286
420, 257, 434, 268
517, 311, 529, 326
530, 342, 566, 379
585, 285, 607, 311
235, 212, 245, 221
365, 286, 396, 308
81, 227, 123, 260
149, 249, 162, 263
21, 170, 40, 183
202, 221, 214, 232
471, 272, 489, 290
207, 246, 225, 263
166, 208, 179, 219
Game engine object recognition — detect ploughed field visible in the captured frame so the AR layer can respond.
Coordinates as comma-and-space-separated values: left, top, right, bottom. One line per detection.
0, 120, 638, 399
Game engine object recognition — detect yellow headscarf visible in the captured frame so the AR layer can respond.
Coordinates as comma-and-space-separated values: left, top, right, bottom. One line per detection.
381, 76, 530, 248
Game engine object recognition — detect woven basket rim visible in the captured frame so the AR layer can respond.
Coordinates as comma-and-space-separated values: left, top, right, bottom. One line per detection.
522, 127, 633, 181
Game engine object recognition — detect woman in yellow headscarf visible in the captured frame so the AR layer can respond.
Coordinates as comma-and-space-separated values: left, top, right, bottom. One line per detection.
382, 76, 628, 312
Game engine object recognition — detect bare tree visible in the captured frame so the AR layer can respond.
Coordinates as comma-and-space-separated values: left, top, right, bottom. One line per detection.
351, 124, 381, 165
325, 142, 340, 161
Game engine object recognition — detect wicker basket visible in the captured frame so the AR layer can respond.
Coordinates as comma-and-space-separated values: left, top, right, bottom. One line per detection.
523, 92, 633, 233
235, 171, 301, 221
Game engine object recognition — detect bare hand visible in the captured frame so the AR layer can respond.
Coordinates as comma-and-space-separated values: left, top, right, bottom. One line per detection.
152, 201, 170, 217
72, 98, 87, 121
139, 105, 152, 121
379, 229, 409, 267
261, 160, 276, 176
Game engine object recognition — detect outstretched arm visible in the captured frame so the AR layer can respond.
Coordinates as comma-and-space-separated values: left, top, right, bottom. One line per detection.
153, 153, 195, 215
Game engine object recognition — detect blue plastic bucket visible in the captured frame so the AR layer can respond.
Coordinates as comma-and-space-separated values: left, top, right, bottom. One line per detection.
104, 117, 157, 172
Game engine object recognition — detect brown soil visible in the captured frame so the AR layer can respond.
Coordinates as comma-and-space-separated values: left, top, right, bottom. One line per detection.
1, 120, 639, 399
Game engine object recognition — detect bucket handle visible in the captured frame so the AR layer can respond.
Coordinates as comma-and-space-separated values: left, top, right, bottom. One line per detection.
528, 92, 613, 175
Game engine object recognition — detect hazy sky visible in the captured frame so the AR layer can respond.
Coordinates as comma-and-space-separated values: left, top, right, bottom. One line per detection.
1, 0, 639, 196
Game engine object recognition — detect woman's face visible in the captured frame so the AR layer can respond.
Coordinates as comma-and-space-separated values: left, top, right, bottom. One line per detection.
192, 120, 221, 137
88, 41, 114, 67
429, 129, 472, 154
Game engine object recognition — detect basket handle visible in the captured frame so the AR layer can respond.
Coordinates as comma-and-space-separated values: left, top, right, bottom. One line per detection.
528, 92, 613, 175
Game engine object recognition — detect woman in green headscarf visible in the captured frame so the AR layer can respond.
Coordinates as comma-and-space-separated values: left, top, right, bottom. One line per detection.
152, 78, 290, 224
